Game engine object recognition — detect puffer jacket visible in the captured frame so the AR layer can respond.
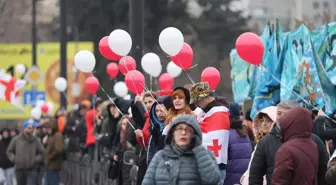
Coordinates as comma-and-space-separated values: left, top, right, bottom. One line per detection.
272, 108, 318, 185
142, 114, 221, 185
224, 129, 252, 185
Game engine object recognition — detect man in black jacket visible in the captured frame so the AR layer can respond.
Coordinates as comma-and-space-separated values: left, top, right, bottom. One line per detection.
249, 100, 329, 185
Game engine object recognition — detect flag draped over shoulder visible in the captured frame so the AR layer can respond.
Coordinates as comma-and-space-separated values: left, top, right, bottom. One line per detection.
0, 70, 26, 110
197, 106, 230, 165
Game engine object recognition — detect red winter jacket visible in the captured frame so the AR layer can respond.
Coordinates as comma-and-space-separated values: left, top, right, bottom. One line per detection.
272, 108, 318, 185
85, 109, 96, 146
136, 113, 150, 148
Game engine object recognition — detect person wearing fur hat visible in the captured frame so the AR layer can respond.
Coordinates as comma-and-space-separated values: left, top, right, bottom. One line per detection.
189, 82, 230, 184
6, 119, 44, 185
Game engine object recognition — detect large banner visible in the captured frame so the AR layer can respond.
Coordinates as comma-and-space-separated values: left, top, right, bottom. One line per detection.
0, 42, 93, 119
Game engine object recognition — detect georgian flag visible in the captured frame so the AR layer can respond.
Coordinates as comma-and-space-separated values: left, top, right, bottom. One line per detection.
197, 106, 230, 164
0, 70, 26, 110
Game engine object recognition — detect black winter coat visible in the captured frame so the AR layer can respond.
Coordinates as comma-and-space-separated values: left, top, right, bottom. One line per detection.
249, 125, 329, 185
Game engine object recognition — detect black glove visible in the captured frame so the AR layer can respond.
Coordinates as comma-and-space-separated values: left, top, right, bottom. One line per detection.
192, 134, 202, 147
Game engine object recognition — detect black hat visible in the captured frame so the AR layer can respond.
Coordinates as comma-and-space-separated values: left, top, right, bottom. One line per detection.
173, 87, 191, 105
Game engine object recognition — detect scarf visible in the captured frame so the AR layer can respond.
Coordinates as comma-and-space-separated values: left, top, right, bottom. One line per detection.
171, 142, 192, 156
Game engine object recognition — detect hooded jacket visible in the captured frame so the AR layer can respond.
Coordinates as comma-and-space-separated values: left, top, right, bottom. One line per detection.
146, 102, 166, 165
272, 108, 318, 185
142, 114, 221, 185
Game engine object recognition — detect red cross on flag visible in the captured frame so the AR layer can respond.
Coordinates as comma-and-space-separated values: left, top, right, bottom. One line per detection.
0, 70, 26, 110
198, 106, 230, 164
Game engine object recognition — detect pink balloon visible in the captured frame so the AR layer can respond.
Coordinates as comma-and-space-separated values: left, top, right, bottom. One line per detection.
119, 56, 136, 75
201, 67, 220, 90
99, 36, 121, 61
158, 73, 174, 90
106, 63, 119, 79
235, 32, 264, 66
40, 104, 49, 114
125, 70, 145, 94
85, 76, 99, 95
171, 43, 194, 70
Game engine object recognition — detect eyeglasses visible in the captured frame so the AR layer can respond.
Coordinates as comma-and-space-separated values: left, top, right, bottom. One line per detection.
174, 126, 194, 134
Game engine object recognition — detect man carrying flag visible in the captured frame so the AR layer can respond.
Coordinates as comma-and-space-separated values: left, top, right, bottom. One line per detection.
190, 82, 230, 184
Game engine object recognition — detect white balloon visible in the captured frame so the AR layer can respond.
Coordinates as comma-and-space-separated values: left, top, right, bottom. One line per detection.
15, 64, 26, 75
166, 61, 182, 78
31, 107, 42, 120
54, 77, 67, 92
108, 29, 132, 56
113, 81, 128, 97
141, 53, 162, 77
74, 50, 96, 73
159, 27, 184, 56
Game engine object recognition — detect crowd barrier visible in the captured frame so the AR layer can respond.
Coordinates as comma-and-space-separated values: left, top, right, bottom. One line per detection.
60, 153, 111, 185
60, 150, 138, 185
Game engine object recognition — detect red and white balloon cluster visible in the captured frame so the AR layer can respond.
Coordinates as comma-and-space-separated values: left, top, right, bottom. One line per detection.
30, 100, 54, 120
72, 26, 225, 96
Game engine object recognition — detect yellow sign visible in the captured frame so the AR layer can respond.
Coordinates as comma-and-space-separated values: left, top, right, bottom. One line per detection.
0, 42, 94, 119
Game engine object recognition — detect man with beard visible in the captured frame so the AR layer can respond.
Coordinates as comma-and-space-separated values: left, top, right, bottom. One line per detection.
6, 119, 44, 185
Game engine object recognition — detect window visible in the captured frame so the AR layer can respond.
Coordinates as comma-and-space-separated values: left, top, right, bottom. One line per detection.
313, 1, 320, 9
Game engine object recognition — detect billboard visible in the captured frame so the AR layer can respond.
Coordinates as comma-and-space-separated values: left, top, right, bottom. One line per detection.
0, 42, 93, 119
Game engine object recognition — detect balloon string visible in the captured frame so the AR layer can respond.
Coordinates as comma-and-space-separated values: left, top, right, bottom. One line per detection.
175, 59, 195, 85
89, 72, 137, 130
124, 57, 168, 114
259, 65, 336, 123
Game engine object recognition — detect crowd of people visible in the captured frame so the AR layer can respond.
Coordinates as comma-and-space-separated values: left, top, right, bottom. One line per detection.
1, 81, 336, 185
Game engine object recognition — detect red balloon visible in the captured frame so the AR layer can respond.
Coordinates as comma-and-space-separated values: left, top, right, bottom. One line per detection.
106, 63, 119, 79
40, 104, 49, 114
85, 76, 100, 95
119, 56, 136, 75
99, 36, 121, 61
235, 32, 264, 66
158, 89, 173, 96
201, 67, 220, 90
158, 73, 174, 90
171, 43, 194, 70
125, 70, 145, 94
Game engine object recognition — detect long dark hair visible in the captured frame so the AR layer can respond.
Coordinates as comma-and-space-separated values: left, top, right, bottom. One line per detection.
230, 117, 248, 137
